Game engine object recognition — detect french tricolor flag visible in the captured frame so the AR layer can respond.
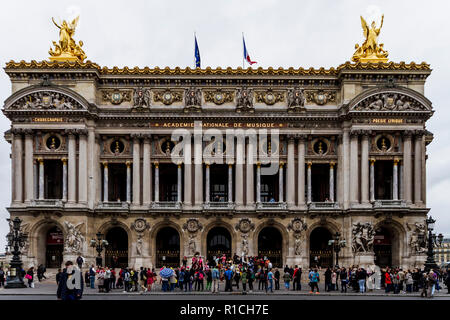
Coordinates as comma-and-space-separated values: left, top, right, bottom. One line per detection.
243, 36, 257, 66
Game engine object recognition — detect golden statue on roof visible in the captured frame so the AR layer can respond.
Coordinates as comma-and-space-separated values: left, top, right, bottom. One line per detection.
352, 14, 388, 63
49, 16, 86, 62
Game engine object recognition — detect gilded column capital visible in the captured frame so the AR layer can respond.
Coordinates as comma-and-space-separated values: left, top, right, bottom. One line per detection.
369, 158, 376, 165
329, 161, 335, 168
279, 161, 284, 168
153, 161, 159, 168
37, 157, 44, 164
307, 161, 312, 168
125, 161, 132, 168
256, 161, 261, 168
102, 161, 108, 168
61, 157, 68, 164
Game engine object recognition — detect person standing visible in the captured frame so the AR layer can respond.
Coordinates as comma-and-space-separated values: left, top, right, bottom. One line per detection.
384, 269, 392, 293
56, 261, 84, 301
267, 269, 274, 293
224, 267, 233, 292
56, 268, 62, 286
178, 268, 185, 291
104, 267, 111, 293
340, 267, 347, 293
331, 269, 337, 291
0, 268, 4, 287
211, 266, 219, 293
89, 265, 96, 289
283, 270, 292, 290
324, 267, 332, 292
234, 268, 241, 289
357, 268, 367, 293
274, 268, 280, 290
76, 255, 84, 269
405, 270, 413, 293
205, 268, 212, 291
25, 267, 34, 288
241, 268, 248, 293
248, 268, 254, 293
294, 266, 302, 291
309, 268, 320, 294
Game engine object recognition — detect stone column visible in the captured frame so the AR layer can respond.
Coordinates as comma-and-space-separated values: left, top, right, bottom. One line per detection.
102, 162, 108, 202
360, 132, 369, 203
349, 131, 359, 205
142, 136, 151, 205
228, 163, 233, 203
12, 131, 23, 203
184, 137, 192, 206
177, 163, 182, 203
307, 161, 312, 203
287, 136, 295, 206
132, 136, 141, 205
205, 163, 210, 203
61, 158, 68, 202
279, 162, 284, 202
67, 131, 76, 203
24, 131, 34, 203
194, 134, 203, 206
87, 129, 96, 209
329, 162, 335, 202
403, 132, 413, 204
343, 130, 350, 209
297, 136, 306, 206
399, 160, 404, 200
78, 130, 88, 204
256, 162, 261, 203
33, 159, 38, 200
369, 158, 375, 202
38, 158, 44, 200
126, 161, 131, 203
235, 136, 244, 206
154, 162, 159, 202
414, 132, 423, 205
393, 158, 399, 200
246, 138, 254, 205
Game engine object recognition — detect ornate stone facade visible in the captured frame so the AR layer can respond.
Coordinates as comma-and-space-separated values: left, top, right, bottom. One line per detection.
2, 60, 433, 270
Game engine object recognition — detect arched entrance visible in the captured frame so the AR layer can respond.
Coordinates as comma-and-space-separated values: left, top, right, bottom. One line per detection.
155, 227, 180, 268
309, 227, 333, 268
45, 226, 64, 268
258, 227, 283, 267
207, 227, 231, 261
374, 227, 393, 267
105, 227, 128, 268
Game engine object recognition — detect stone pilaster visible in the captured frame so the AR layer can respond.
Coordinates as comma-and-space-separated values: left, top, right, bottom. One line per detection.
246, 138, 255, 206
349, 130, 359, 205
61, 158, 68, 202
132, 135, 141, 205
360, 131, 370, 203
403, 131, 413, 204
279, 162, 284, 202
142, 135, 152, 205
307, 161, 312, 203
126, 161, 132, 203
329, 162, 335, 202
102, 161, 108, 202
154, 162, 159, 202
184, 137, 192, 206
194, 132, 203, 206
12, 130, 23, 204
297, 135, 306, 206
342, 129, 350, 209
414, 131, 423, 205
24, 130, 34, 203
256, 162, 261, 203
177, 162, 182, 203
38, 157, 44, 200
66, 130, 76, 204
235, 135, 245, 207
78, 129, 88, 204
287, 136, 295, 206
369, 158, 375, 202
393, 158, 399, 200
228, 163, 233, 203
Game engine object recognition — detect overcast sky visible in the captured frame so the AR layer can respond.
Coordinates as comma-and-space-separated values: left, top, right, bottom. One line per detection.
0, 0, 449, 250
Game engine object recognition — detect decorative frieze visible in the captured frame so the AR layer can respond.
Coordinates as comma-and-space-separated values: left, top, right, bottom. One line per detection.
102, 89, 132, 105
203, 89, 234, 105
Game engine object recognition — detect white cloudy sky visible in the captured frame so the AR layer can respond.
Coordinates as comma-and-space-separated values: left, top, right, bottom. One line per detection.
0, 0, 449, 249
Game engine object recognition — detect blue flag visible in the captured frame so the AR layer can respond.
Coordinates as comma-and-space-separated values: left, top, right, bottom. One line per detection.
194, 35, 201, 68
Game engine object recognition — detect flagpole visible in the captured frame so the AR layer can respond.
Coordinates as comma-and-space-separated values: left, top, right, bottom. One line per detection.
194, 31, 196, 69
242, 32, 245, 69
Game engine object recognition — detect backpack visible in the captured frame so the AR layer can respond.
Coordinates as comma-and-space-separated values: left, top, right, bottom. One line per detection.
199, 272, 204, 280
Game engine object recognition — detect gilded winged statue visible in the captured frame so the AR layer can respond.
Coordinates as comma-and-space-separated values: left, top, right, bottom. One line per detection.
352, 14, 388, 63
49, 16, 86, 62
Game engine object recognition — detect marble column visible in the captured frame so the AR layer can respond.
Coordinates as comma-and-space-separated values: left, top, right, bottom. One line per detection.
399, 160, 404, 200
414, 133, 423, 204
403, 132, 413, 204
343, 130, 350, 209
205, 163, 210, 203
38, 158, 44, 200
33, 159, 38, 200
67, 132, 76, 203
307, 161, 312, 203
235, 136, 244, 206
12, 132, 23, 203
102, 162, 108, 202
297, 136, 306, 206
154, 162, 159, 202
329, 162, 335, 202
369, 158, 375, 202
62, 158, 68, 202
360, 133, 369, 203
78, 131, 88, 204
132, 136, 141, 205
287, 137, 295, 206
194, 134, 203, 206
393, 159, 399, 200
184, 138, 192, 205
126, 161, 131, 203
246, 138, 254, 205
142, 136, 152, 205
87, 129, 96, 209
349, 131, 359, 204
228, 163, 233, 203
24, 132, 34, 203
256, 162, 261, 203
279, 162, 284, 202
177, 163, 182, 203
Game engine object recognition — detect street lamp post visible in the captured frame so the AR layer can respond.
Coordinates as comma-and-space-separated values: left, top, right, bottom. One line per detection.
5, 217, 27, 288
90, 232, 108, 267
328, 231, 346, 268
424, 216, 443, 272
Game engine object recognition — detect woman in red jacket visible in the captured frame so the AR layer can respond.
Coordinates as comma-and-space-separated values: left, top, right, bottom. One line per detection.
385, 270, 392, 293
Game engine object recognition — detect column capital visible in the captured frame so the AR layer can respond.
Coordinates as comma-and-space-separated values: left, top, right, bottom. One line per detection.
393, 158, 400, 165
413, 129, 425, 137
286, 134, 296, 143
23, 128, 34, 137
142, 133, 152, 142
125, 161, 132, 168
64, 128, 77, 137
279, 161, 284, 168
131, 133, 142, 141
403, 130, 414, 138
228, 163, 233, 168
329, 161, 335, 168
76, 128, 89, 137
350, 129, 361, 137
61, 157, 68, 164
102, 161, 108, 168
153, 161, 159, 168
177, 162, 182, 168
295, 134, 308, 141
361, 130, 372, 138
256, 161, 261, 168
37, 157, 44, 164
204, 161, 210, 167
307, 161, 312, 168
369, 158, 376, 165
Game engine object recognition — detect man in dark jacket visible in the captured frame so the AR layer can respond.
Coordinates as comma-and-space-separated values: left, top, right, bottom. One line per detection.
325, 268, 332, 292
57, 261, 84, 301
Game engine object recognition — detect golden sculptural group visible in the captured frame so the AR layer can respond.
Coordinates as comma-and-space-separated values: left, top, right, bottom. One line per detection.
49, 16, 86, 62
352, 14, 389, 63
47, 14, 389, 64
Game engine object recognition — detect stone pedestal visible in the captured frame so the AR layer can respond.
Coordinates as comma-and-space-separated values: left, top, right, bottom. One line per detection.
353, 252, 375, 269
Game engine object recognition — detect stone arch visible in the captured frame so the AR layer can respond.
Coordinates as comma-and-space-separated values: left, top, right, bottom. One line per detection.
29, 219, 66, 268
149, 220, 184, 267
201, 220, 237, 260
306, 220, 341, 268
348, 86, 432, 112
252, 220, 289, 267
97, 221, 132, 268
4, 85, 91, 111
373, 219, 406, 268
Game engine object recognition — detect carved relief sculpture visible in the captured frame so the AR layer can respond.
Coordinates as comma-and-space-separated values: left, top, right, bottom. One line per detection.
305, 90, 336, 105
153, 90, 183, 105
204, 89, 234, 105
287, 87, 306, 112
255, 89, 284, 105
353, 93, 427, 111
235, 87, 254, 112
64, 221, 85, 254
102, 90, 132, 105
133, 87, 151, 109
352, 222, 374, 253
287, 217, 307, 256
407, 222, 427, 253
184, 87, 202, 112
9, 91, 84, 110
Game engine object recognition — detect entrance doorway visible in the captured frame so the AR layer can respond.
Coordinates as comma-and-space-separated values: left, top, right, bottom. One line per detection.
258, 227, 283, 267
155, 227, 180, 268
374, 227, 392, 267
207, 227, 231, 261
309, 227, 333, 268
45, 226, 64, 268
105, 227, 128, 268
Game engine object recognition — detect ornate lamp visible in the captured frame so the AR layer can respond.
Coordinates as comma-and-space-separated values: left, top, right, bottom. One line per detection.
90, 232, 108, 267
424, 216, 442, 271
5, 217, 27, 288
329, 231, 346, 268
